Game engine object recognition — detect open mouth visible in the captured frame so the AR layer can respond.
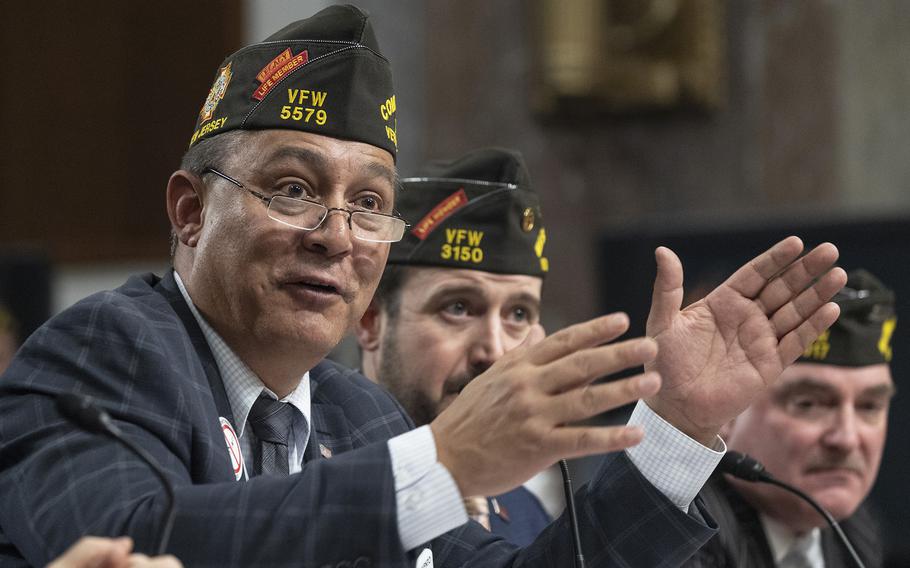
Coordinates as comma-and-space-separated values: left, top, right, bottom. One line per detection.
296, 280, 339, 294
283, 278, 343, 299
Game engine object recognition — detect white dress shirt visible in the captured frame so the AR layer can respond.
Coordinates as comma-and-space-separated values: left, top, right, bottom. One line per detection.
762, 514, 826, 568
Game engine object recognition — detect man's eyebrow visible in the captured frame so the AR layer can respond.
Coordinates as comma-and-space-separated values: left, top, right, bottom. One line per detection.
508, 292, 542, 310
775, 378, 837, 399
256, 146, 398, 192
860, 384, 897, 399
261, 146, 330, 170
362, 161, 399, 192
427, 284, 483, 300
425, 287, 541, 309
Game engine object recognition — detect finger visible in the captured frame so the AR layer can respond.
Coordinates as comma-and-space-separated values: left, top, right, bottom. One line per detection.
770, 267, 847, 338
129, 555, 183, 568
539, 337, 658, 392
520, 323, 546, 349
724, 236, 804, 298
546, 424, 645, 460
547, 372, 661, 424
646, 246, 684, 335
756, 242, 840, 315
526, 312, 629, 365
49, 537, 133, 568
778, 302, 841, 366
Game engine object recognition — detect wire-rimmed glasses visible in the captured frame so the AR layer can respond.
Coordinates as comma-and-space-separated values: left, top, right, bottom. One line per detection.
203, 167, 408, 243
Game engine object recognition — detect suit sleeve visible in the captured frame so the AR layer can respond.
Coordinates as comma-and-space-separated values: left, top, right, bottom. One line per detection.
0, 294, 406, 567
430, 451, 718, 567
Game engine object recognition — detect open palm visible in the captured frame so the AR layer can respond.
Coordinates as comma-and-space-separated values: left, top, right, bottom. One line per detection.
644, 237, 846, 445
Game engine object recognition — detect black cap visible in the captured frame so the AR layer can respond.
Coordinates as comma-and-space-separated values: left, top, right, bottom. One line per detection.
800, 269, 897, 366
388, 148, 548, 277
188, 5, 398, 159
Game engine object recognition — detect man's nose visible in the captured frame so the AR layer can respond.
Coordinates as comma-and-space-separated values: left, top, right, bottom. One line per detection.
468, 316, 507, 374
302, 208, 354, 257
821, 405, 861, 453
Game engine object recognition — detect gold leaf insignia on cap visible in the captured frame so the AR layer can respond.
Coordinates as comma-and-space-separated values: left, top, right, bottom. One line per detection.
199, 62, 233, 124
521, 208, 535, 232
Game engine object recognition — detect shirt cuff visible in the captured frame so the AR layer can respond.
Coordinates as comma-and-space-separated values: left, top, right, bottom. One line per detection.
625, 400, 726, 512
388, 425, 468, 550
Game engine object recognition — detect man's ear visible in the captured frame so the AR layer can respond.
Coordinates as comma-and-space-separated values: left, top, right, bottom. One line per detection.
356, 301, 384, 352
166, 170, 206, 248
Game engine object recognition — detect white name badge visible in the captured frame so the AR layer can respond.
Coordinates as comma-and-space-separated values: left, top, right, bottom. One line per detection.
220, 417, 245, 481
416, 548, 433, 568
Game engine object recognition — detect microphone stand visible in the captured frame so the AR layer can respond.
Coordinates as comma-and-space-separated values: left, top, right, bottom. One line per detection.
56, 394, 177, 556
558, 459, 585, 568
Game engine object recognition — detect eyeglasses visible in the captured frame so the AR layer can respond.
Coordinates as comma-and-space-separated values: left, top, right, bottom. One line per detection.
202, 167, 408, 243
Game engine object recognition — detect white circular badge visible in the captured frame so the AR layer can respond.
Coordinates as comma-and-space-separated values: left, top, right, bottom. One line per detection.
220, 417, 245, 481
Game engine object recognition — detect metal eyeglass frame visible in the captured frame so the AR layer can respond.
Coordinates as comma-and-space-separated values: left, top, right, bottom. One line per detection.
202, 167, 409, 243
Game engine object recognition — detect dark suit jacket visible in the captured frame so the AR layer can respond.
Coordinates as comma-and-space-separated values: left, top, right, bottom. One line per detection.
488, 487, 551, 547
0, 271, 718, 567
683, 473, 882, 568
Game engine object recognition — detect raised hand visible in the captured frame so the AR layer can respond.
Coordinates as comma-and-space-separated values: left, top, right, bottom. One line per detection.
432, 313, 661, 498
644, 236, 847, 445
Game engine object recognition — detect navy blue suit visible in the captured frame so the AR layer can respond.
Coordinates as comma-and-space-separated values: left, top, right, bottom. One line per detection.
489, 487, 551, 547
0, 271, 717, 567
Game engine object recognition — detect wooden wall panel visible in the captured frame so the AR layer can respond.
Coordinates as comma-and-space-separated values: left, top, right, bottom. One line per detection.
0, 1, 242, 262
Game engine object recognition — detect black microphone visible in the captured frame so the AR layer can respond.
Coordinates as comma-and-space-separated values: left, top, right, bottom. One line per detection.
56, 394, 177, 556
558, 459, 585, 568
719, 451, 866, 568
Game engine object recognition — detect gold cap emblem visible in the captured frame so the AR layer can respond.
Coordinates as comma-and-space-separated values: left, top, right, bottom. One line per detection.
521, 208, 535, 232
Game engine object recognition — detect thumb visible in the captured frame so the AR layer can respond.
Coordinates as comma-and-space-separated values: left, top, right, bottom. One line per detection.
646, 246, 685, 335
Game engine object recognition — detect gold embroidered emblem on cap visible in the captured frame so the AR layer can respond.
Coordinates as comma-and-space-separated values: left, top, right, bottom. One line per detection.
521, 208, 535, 232
441, 228, 484, 264
199, 62, 232, 123
380, 95, 398, 149
534, 228, 549, 272
803, 329, 831, 360
879, 317, 896, 362
279, 87, 329, 126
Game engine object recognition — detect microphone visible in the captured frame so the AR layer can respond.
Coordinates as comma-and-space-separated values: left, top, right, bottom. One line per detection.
719, 451, 866, 568
56, 394, 177, 556
558, 459, 585, 568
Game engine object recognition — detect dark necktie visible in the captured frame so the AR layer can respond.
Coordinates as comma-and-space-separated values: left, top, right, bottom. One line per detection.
248, 394, 295, 476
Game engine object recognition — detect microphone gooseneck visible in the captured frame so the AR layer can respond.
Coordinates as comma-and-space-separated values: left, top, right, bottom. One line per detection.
558, 459, 585, 568
56, 394, 177, 556
719, 451, 866, 568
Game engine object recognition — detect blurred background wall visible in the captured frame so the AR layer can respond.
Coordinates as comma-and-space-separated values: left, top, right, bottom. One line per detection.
1, 0, 908, 562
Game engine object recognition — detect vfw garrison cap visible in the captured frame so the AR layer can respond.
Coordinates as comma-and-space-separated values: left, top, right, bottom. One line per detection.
389, 148, 549, 278
800, 268, 897, 366
188, 4, 398, 159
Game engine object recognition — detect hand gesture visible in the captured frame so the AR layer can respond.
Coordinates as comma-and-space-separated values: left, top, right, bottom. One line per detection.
432, 314, 661, 497
644, 237, 846, 445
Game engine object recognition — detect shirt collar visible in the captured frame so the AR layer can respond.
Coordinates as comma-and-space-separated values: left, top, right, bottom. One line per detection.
172, 271, 311, 438
760, 513, 823, 566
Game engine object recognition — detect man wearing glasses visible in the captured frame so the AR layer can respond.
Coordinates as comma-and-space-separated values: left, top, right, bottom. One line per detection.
0, 5, 846, 567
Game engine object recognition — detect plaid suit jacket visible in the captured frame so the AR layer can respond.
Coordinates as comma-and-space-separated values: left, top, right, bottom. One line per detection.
0, 271, 716, 567
682, 473, 882, 568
